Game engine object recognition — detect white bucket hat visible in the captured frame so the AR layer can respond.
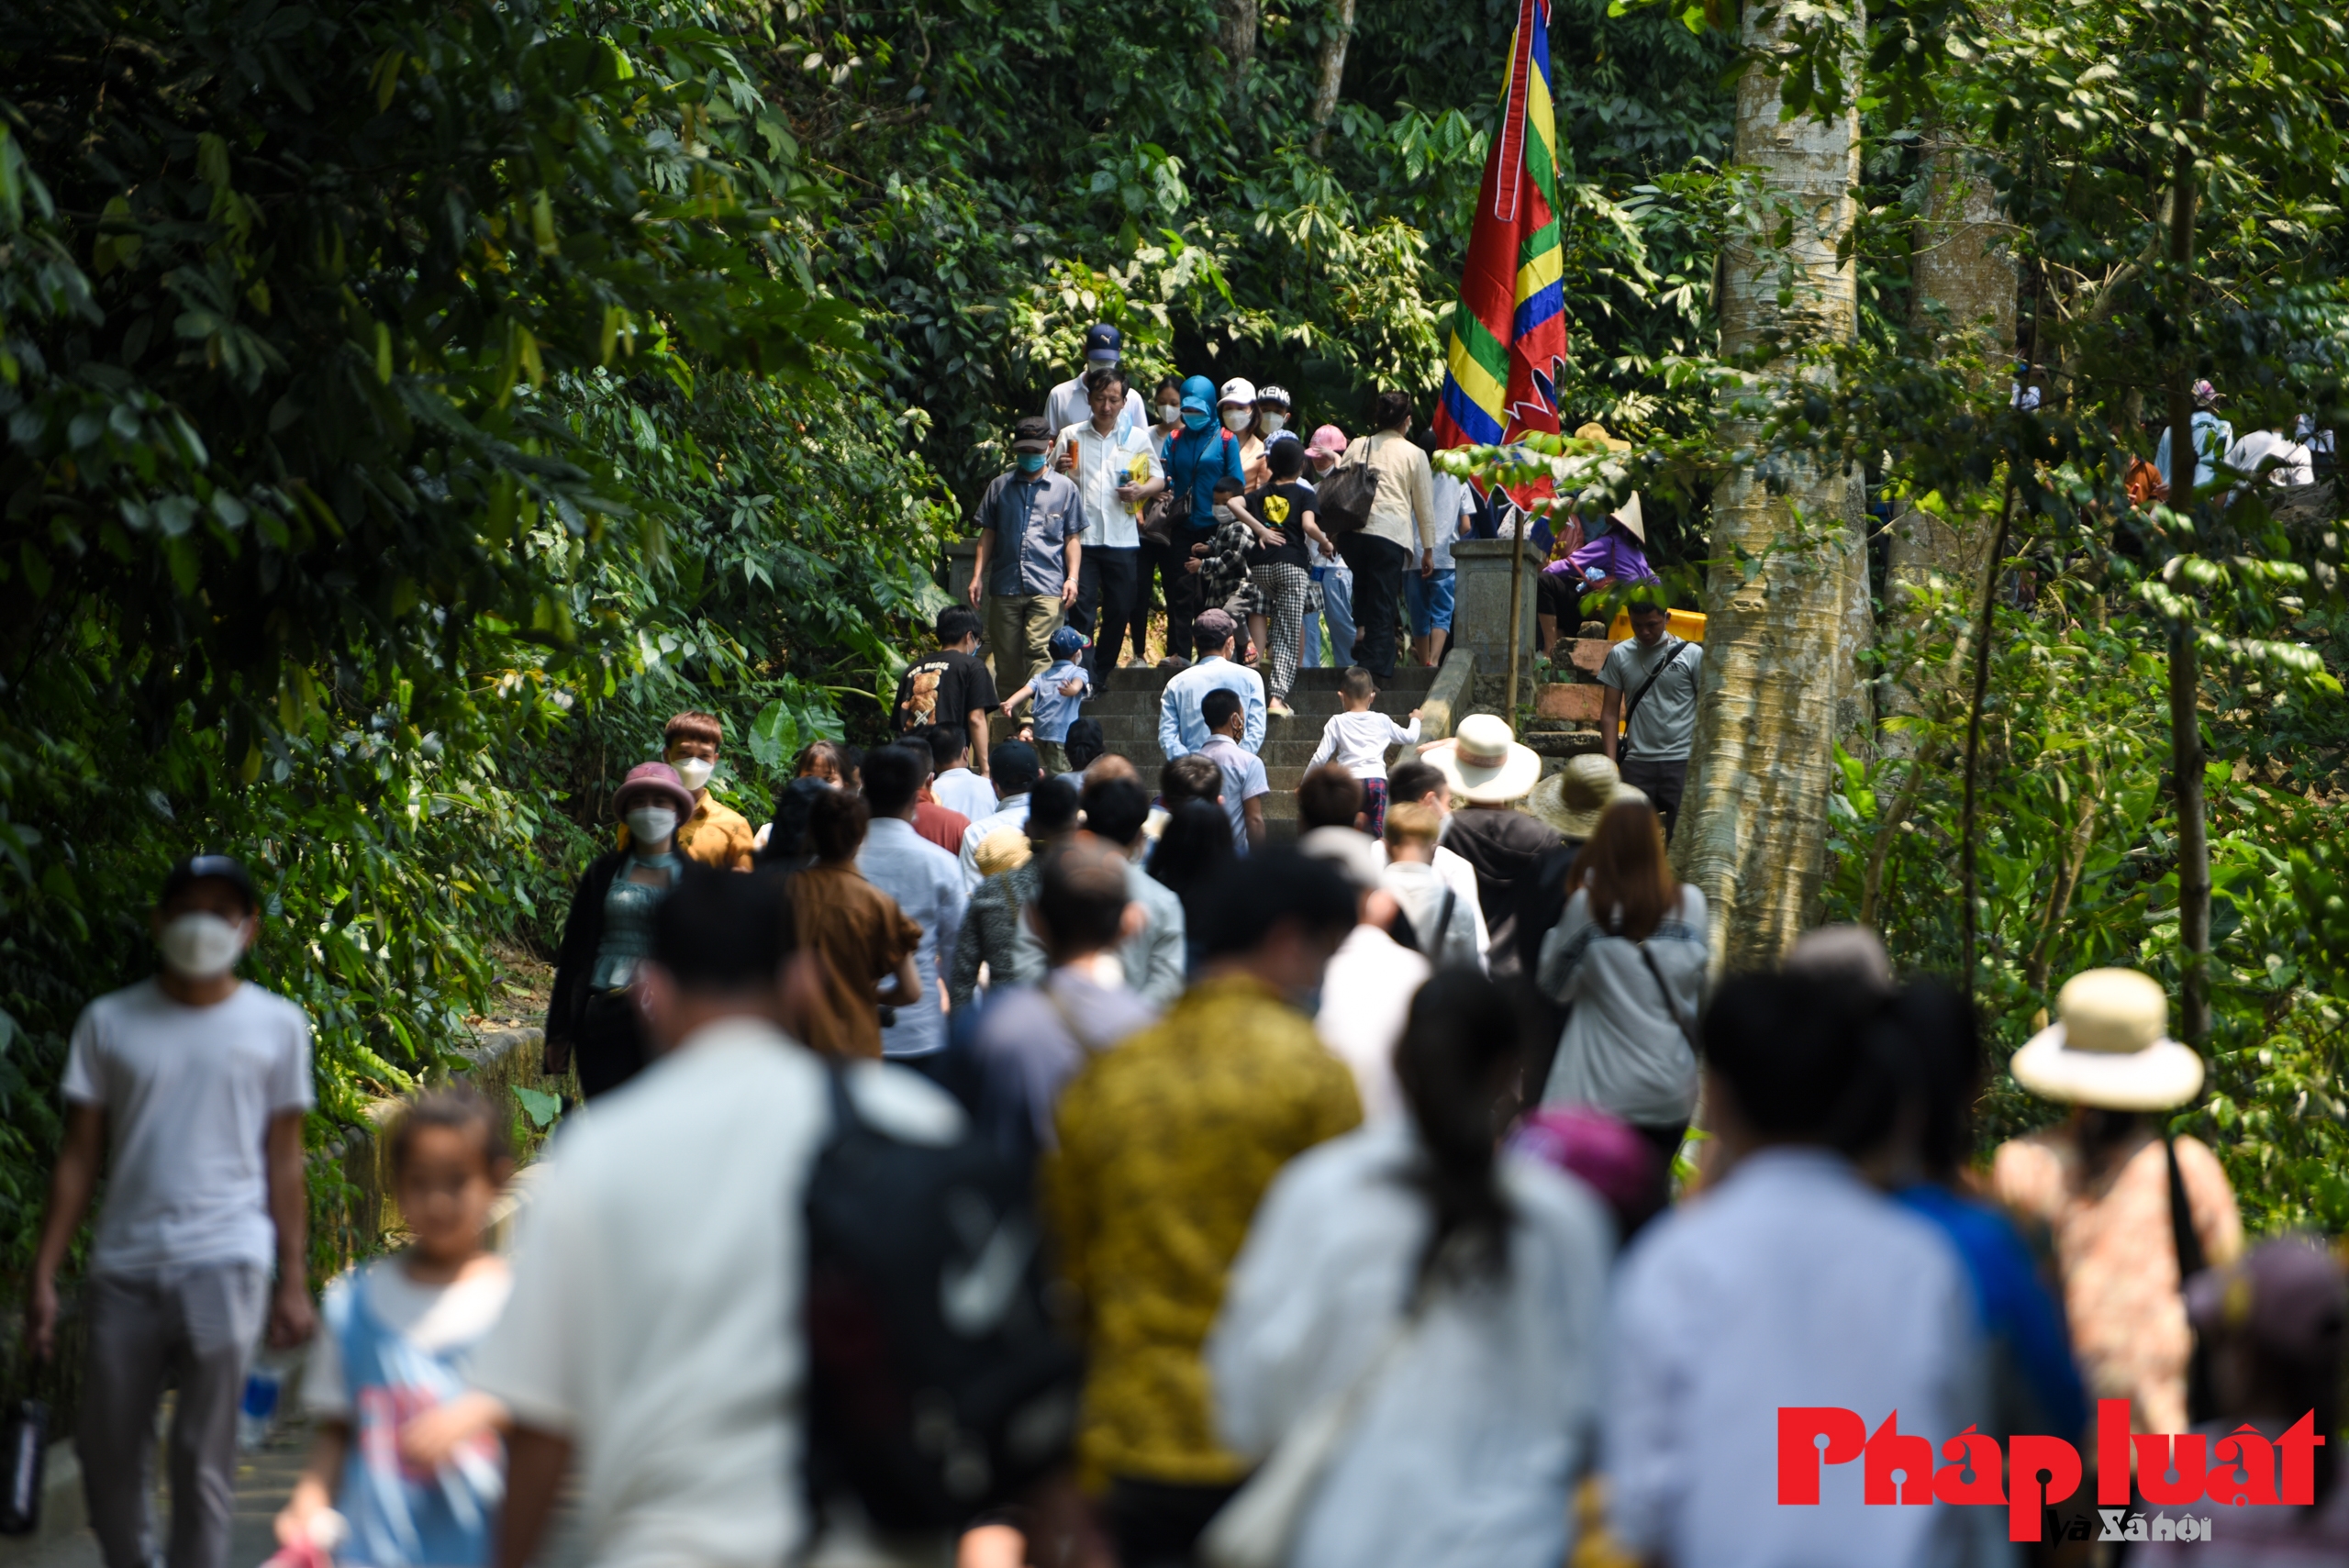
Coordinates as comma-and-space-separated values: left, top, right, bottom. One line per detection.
2009, 968, 2206, 1111
1419, 714, 1542, 806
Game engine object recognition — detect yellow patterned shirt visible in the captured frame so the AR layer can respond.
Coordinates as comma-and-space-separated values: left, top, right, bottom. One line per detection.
1043, 974, 1363, 1488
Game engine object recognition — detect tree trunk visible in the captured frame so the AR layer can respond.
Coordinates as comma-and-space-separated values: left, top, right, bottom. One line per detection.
1307, 0, 1356, 157
1220, 0, 1259, 98
1675, 3, 1867, 971
1881, 131, 2018, 755
2165, 72, 2210, 1048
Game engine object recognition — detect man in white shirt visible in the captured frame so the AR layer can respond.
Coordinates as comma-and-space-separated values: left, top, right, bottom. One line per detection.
959, 740, 1041, 889
1296, 827, 1430, 1124
1053, 366, 1163, 673
857, 744, 967, 1062
925, 723, 997, 821
1042, 323, 1148, 438
32, 853, 316, 1568
1607, 971, 1986, 1568
1157, 609, 1266, 757
484, 868, 964, 1568
1383, 759, 1491, 962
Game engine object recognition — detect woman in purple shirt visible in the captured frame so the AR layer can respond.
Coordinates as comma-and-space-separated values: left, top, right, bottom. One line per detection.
1541, 492, 1657, 627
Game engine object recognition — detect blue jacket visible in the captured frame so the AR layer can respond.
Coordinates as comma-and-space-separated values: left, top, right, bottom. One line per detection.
1163, 375, 1245, 533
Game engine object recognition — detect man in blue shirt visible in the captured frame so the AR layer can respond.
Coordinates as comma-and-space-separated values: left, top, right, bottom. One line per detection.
1158, 608, 1266, 757
970, 416, 1085, 722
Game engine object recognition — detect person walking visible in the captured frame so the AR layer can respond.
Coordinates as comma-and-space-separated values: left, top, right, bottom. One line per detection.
653, 710, 758, 870
1385, 758, 1489, 962
969, 417, 1085, 719
1044, 323, 1149, 438
1078, 772, 1188, 1008
1042, 851, 1364, 1568
1299, 425, 1356, 670
1054, 365, 1162, 673
28, 853, 317, 1568
279, 1091, 513, 1568
2154, 378, 2234, 494
1408, 453, 1474, 667
959, 740, 1044, 889
998, 625, 1093, 776
1218, 377, 1268, 487
1382, 805, 1481, 969
894, 607, 999, 777
1297, 826, 1430, 1124
1230, 433, 1324, 715
479, 868, 967, 1568
1197, 688, 1269, 853
1147, 797, 1237, 960
1536, 800, 1709, 1168
1993, 968, 2243, 1439
785, 789, 924, 1060
924, 723, 997, 820
1156, 608, 1265, 757
1159, 376, 1248, 656
1606, 971, 1986, 1568
970, 835, 1162, 1164
1306, 666, 1420, 837
950, 775, 1082, 1009
1335, 392, 1440, 681
855, 743, 966, 1068
546, 762, 698, 1098
1208, 971, 1611, 1568
1598, 593, 1702, 840
1419, 716, 1554, 977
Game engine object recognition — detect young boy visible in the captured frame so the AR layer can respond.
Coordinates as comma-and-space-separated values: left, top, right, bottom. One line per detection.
1306, 666, 1421, 836
279, 1089, 514, 1567
1198, 686, 1269, 852
1229, 434, 1329, 715
661, 710, 756, 870
925, 723, 998, 821
1001, 626, 1093, 775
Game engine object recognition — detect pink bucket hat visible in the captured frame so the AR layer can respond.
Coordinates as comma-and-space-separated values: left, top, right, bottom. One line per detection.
612, 761, 695, 819
1307, 423, 1348, 456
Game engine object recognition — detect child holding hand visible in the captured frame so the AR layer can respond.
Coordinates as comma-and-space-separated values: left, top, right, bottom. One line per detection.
1000, 626, 1094, 774
277, 1090, 516, 1568
1307, 665, 1421, 836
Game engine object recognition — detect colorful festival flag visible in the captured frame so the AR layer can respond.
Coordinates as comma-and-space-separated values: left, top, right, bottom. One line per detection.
1432, 0, 1568, 460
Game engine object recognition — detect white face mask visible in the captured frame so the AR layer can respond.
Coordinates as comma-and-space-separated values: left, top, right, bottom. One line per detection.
670, 756, 716, 792
1157, 403, 1182, 427
1261, 413, 1287, 436
1221, 408, 1253, 434
159, 912, 248, 981
625, 806, 679, 846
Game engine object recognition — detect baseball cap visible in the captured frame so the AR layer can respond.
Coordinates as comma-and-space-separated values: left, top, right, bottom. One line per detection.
1084, 324, 1122, 363
1011, 416, 1054, 453
160, 853, 259, 913
1255, 384, 1292, 409
1219, 377, 1257, 408
1192, 606, 1238, 642
1049, 626, 1089, 660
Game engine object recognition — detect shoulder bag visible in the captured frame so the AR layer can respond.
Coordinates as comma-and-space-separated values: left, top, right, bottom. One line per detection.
1199, 1301, 1425, 1568
1315, 441, 1383, 539
2165, 1134, 2217, 1424
1616, 638, 1688, 764
1637, 940, 1699, 1055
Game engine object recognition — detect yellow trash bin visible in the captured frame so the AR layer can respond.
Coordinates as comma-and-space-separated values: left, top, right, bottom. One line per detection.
1607, 606, 1708, 643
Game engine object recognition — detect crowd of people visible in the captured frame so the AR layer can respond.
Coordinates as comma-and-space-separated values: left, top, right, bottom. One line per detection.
35, 664, 2349, 1568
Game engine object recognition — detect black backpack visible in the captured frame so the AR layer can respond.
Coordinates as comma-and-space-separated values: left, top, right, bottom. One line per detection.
804, 1067, 1083, 1530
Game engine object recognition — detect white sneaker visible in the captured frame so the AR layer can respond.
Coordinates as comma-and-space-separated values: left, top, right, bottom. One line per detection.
1268, 700, 1294, 717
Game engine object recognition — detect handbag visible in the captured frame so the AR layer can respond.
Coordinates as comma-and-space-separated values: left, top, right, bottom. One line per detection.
1314, 444, 1383, 539
1198, 1307, 1423, 1568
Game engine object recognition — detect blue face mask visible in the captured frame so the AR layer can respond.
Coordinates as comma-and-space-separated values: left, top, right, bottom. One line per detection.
1016, 452, 1047, 473
1183, 410, 1212, 432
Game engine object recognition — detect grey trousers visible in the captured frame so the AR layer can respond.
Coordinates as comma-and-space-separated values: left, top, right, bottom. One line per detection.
81, 1263, 270, 1568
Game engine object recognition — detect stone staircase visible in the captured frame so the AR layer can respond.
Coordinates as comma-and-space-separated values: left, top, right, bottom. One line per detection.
1087, 662, 1443, 843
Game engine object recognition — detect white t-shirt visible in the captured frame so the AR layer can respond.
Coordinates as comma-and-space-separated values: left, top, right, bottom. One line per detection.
63, 977, 314, 1276
930, 766, 998, 823
473, 1022, 962, 1568
304, 1258, 516, 1417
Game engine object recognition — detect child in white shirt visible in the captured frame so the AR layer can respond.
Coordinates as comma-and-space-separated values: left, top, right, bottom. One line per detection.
1308, 666, 1421, 837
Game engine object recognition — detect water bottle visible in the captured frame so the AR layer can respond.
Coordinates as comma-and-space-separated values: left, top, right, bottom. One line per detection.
238, 1364, 281, 1451
0, 1398, 48, 1535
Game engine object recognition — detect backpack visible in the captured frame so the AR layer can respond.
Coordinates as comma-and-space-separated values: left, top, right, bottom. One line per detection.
804, 1067, 1083, 1530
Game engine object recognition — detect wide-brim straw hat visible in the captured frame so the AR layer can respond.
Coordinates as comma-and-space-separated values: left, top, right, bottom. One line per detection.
1421, 714, 1542, 806
1527, 754, 1646, 839
2009, 968, 2205, 1111
1573, 421, 1632, 454
612, 761, 696, 820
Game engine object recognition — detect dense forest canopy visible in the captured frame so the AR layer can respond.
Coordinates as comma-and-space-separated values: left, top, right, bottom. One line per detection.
1, 0, 2347, 1275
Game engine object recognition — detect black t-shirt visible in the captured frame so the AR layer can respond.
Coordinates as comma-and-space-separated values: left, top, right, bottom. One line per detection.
894, 649, 998, 734
1243, 482, 1315, 569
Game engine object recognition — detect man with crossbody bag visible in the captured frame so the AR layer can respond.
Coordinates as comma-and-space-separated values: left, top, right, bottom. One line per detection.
1598, 597, 1703, 840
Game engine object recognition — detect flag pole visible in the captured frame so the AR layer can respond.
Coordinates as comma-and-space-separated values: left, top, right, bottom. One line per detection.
1506, 508, 1527, 717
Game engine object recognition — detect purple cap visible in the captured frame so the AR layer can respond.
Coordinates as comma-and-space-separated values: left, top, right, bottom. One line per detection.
613, 761, 696, 819
1509, 1106, 1665, 1234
